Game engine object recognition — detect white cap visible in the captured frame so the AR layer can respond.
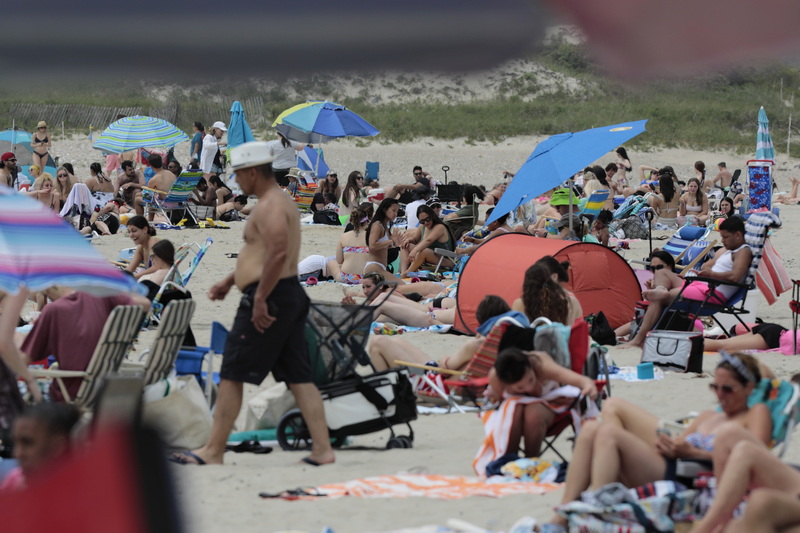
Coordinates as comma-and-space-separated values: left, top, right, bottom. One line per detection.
230, 141, 275, 171
212, 121, 228, 131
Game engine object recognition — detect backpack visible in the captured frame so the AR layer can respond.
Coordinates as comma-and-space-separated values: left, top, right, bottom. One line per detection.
312, 209, 341, 226
619, 216, 649, 239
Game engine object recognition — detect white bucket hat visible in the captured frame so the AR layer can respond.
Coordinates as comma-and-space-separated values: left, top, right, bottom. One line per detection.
230, 142, 275, 171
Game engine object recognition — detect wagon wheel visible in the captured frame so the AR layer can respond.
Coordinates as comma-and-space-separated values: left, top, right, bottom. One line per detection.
276, 409, 346, 450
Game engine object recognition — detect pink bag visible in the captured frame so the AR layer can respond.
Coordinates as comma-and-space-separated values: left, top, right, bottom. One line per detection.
779, 329, 800, 355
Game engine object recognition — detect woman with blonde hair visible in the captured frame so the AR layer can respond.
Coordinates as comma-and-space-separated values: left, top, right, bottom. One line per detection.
28, 173, 59, 210
30, 121, 52, 170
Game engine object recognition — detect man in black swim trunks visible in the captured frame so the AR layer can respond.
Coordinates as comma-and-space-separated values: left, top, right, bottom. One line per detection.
173, 141, 335, 466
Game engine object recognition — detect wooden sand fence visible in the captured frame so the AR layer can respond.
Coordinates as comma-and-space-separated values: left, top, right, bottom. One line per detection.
4, 96, 272, 135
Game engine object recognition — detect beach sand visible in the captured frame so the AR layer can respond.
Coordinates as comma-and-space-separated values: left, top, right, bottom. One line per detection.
56, 134, 800, 532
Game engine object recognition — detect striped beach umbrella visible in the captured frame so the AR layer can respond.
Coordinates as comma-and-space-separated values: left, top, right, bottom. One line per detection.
0, 186, 140, 296
756, 106, 775, 161
92, 116, 189, 154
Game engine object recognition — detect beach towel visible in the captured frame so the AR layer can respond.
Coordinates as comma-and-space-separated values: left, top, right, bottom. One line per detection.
744, 211, 781, 288
756, 237, 792, 305
371, 322, 452, 335
472, 386, 599, 476
265, 474, 560, 500
58, 183, 94, 219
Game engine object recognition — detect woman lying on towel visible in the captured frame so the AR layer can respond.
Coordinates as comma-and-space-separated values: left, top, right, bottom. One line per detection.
542, 352, 772, 533
341, 272, 453, 328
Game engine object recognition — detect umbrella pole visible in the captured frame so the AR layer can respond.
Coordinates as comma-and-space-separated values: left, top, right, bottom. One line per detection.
568, 178, 574, 235
645, 210, 654, 257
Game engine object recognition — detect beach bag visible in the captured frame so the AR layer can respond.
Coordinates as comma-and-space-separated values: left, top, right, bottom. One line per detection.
641, 330, 703, 373
142, 376, 213, 449
620, 216, 649, 239
312, 209, 341, 226
585, 311, 616, 346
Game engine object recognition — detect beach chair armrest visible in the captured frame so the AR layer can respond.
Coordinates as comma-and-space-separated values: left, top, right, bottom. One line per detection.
683, 275, 749, 290
28, 368, 88, 379
142, 186, 169, 195
434, 248, 458, 260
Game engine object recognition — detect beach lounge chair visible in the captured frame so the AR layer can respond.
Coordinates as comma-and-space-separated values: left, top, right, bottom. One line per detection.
141, 169, 204, 225
175, 321, 228, 405
444, 194, 480, 241
578, 189, 610, 221
123, 299, 197, 385
149, 237, 213, 324
28, 305, 146, 408
631, 225, 716, 275
655, 211, 780, 332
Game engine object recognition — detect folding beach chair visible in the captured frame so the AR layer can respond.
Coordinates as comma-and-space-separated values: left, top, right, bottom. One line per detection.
123, 299, 197, 385
365, 161, 380, 181
578, 189, 610, 221
444, 195, 480, 241
175, 321, 228, 405
28, 305, 146, 408
655, 211, 781, 332
631, 225, 716, 275
141, 169, 204, 225
149, 237, 213, 324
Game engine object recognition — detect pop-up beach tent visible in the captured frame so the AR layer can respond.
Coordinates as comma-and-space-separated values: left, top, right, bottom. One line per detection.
454, 233, 641, 334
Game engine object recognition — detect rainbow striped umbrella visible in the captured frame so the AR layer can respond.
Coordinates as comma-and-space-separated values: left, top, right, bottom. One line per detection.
92, 116, 189, 154
0, 187, 140, 295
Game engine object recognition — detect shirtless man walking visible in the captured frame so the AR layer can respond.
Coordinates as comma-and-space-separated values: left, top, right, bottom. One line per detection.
171, 141, 334, 466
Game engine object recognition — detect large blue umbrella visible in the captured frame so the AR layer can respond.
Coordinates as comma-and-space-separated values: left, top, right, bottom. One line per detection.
756, 106, 775, 161
228, 101, 255, 149
486, 120, 649, 225
92, 116, 189, 154
0, 186, 140, 296
273, 101, 379, 138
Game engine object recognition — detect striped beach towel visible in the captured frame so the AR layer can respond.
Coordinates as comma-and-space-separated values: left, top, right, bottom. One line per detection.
756, 238, 792, 305
743, 211, 782, 287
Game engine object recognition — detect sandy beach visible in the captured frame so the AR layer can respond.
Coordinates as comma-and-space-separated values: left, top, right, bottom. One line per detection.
50, 133, 800, 532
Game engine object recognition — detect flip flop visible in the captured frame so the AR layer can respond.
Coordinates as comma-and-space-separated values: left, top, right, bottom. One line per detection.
300, 457, 322, 467
168, 450, 207, 465
259, 487, 325, 499
225, 440, 273, 454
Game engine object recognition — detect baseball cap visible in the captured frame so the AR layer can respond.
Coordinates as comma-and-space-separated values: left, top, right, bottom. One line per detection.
554, 213, 581, 230
212, 121, 228, 131
549, 188, 574, 206
1, 152, 15, 162
229, 142, 275, 171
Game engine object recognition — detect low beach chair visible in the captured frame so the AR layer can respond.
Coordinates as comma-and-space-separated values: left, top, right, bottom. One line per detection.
176, 321, 228, 405
578, 189, 610, 221
365, 161, 380, 182
141, 170, 204, 225
28, 305, 146, 408
123, 299, 197, 385
149, 237, 213, 324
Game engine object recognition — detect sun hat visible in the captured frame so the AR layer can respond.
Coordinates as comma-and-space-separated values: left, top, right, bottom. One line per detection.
37, 121, 47, 128
554, 213, 581, 230
549, 188, 574, 206
230, 142, 275, 171
211, 121, 228, 131
286, 167, 302, 178
1, 152, 15, 162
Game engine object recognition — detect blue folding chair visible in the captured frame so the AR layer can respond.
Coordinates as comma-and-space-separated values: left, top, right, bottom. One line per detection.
365, 161, 380, 181
176, 321, 227, 405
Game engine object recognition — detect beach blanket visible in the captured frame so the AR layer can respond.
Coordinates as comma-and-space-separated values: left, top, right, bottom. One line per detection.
609, 366, 665, 382
756, 237, 792, 305
371, 322, 452, 335
271, 474, 560, 500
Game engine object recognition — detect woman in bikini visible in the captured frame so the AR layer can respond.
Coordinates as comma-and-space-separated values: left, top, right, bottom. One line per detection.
399, 205, 455, 277
207, 175, 232, 217
137, 239, 175, 299
365, 198, 402, 282
125, 215, 162, 280
483, 182, 507, 205
30, 121, 51, 171
648, 169, 680, 228
27, 173, 59, 210
543, 352, 771, 533
336, 207, 372, 285
679, 177, 710, 226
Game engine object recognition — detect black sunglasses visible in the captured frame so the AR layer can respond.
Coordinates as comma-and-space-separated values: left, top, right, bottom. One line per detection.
648, 264, 666, 272
414, 172, 423, 176
418, 216, 431, 223
709, 383, 739, 394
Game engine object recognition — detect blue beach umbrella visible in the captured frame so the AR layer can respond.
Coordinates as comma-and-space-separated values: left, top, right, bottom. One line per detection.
487, 120, 649, 225
273, 101, 379, 139
92, 116, 189, 154
756, 106, 775, 161
0, 186, 140, 296
228, 101, 255, 149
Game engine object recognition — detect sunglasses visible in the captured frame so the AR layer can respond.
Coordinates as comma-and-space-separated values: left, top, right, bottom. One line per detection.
648, 264, 666, 272
418, 216, 431, 224
709, 383, 740, 394
57, 173, 67, 177
5, 158, 16, 162
414, 172, 423, 176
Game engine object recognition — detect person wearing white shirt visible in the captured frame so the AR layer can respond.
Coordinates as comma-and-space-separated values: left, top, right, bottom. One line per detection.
200, 121, 227, 174
266, 133, 305, 186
